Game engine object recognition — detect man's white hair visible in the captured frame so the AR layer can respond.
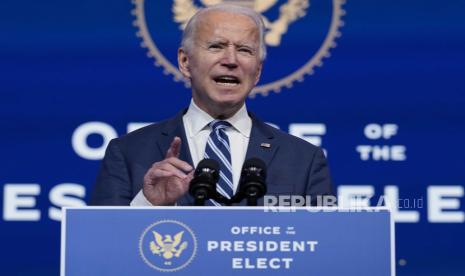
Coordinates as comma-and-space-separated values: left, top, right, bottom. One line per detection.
180, 4, 267, 61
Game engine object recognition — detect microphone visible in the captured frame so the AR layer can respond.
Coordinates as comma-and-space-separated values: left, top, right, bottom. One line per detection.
189, 159, 219, 206
235, 158, 267, 206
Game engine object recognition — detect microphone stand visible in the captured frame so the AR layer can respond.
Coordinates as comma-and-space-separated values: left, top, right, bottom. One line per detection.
193, 193, 207, 206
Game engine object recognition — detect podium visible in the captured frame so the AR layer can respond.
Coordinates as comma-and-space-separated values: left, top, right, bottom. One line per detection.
61, 207, 394, 276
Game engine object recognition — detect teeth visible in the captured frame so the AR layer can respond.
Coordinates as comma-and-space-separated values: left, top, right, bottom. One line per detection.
214, 76, 240, 84
216, 81, 238, 87
221, 77, 236, 81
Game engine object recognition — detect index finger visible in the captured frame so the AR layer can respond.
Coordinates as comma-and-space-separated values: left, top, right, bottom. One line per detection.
166, 136, 181, 158
165, 157, 193, 173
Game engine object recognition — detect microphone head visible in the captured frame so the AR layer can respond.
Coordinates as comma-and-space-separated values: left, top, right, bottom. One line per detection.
195, 158, 220, 178
197, 158, 219, 170
242, 157, 267, 178
189, 159, 220, 205
239, 157, 267, 200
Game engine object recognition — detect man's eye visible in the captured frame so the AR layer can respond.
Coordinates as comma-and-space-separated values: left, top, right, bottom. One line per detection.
209, 44, 222, 49
239, 48, 253, 54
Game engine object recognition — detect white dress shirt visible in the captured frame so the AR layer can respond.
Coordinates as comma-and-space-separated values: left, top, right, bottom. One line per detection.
131, 100, 252, 206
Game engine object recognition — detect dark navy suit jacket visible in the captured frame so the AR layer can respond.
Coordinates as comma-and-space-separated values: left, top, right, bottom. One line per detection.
90, 110, 334, 206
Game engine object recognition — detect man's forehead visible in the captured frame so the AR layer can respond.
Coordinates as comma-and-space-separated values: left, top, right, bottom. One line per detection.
196, 11, 259, 40
199, 10, 258, 31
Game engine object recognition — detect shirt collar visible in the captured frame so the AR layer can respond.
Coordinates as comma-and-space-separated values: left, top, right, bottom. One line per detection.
184, 99, 251, 138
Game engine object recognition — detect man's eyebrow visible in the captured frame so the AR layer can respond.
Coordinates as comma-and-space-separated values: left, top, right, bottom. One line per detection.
204, 40, 257, 51
235, 43, 259, 52
235, 43, 255, 48
206, 38, 227, 44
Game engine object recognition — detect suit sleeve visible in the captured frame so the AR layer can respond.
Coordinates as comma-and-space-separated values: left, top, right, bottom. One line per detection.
306, 147, 335, 206
89, 139, 133, 206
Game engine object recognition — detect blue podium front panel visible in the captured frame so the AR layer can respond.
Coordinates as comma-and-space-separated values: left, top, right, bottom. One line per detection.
61, 207, 394, 276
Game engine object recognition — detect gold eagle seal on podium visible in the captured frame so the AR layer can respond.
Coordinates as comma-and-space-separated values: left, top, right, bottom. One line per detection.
139, 220, 197, 272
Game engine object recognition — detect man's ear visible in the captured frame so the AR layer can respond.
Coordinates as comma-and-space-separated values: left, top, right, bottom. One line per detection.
254, 62, 263, 85
178, 48, 191, 79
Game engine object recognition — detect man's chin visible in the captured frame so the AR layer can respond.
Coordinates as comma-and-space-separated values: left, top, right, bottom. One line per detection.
209, 90, 242, 103
213, 86, 242, 97
210, 98, 246, 117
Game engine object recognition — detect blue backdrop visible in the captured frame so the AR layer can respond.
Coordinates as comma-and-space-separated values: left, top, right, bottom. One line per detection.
1, 0, 464, 275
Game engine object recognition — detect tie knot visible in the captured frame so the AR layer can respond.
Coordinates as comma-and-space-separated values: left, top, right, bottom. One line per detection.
210, 120, 231, 131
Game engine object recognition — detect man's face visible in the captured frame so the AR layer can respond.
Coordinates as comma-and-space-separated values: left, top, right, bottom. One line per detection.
178, 11, 262, 118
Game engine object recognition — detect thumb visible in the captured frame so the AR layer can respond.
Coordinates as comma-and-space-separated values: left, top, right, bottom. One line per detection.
182, 170, 195, 186
166, 136, 182, 158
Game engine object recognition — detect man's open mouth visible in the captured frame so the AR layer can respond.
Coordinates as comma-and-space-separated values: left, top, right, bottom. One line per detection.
213, 75, 241, 87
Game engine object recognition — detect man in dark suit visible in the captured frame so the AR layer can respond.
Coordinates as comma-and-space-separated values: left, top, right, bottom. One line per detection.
91, 4, 334, 206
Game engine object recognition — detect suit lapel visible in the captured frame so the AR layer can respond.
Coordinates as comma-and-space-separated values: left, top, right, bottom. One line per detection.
245, 113, 279, 169
156, 109, 194, 166
234, 113, 279, 206
156, 109, 195, 206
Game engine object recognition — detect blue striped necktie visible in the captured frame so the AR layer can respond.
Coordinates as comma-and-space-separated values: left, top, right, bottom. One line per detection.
204, 120, 233, 206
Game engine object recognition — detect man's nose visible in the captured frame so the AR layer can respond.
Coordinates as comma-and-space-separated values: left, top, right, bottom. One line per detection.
221, 47, 238, 69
